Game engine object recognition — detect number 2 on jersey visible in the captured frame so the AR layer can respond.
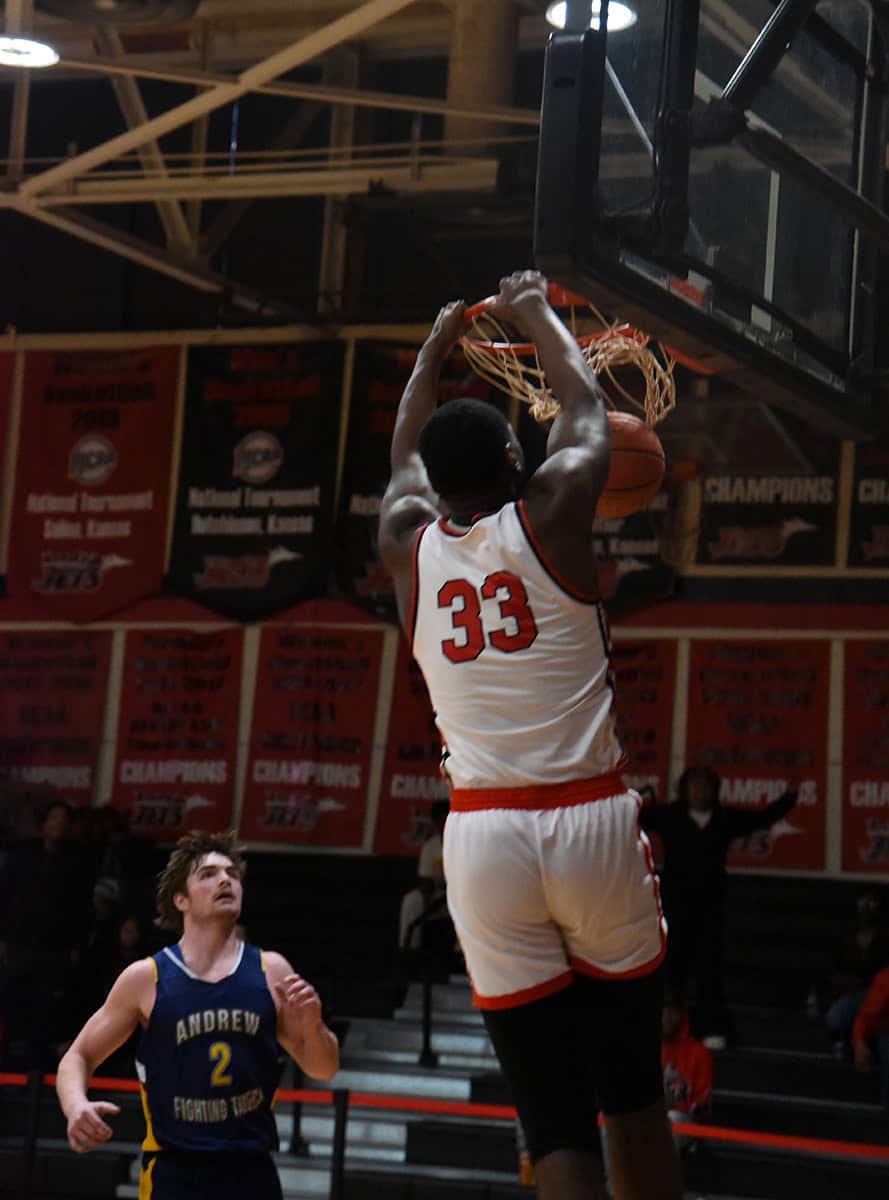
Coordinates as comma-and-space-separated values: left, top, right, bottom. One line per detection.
209, 1041, 233, 1087
438, 571, 538, 663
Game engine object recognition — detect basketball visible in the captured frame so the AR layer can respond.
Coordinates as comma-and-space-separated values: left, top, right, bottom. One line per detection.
596, 411, 665, 520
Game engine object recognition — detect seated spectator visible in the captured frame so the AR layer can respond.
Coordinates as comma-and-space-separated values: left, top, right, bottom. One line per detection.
661, 996, 714, 1144
601, 997, 710, 1193
852, 963, 889, 1111
826, 890, 889, 1058
398, 800, 452, 954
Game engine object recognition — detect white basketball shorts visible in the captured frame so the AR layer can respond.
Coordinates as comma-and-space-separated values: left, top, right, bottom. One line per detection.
443, 782, 666, 1009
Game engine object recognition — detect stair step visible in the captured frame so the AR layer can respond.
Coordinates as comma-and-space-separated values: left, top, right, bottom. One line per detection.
345, 1020, 493, 1058
323, 1065, 471, 1101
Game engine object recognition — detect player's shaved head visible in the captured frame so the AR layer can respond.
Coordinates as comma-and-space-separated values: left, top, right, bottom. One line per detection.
418, 398, 520, 499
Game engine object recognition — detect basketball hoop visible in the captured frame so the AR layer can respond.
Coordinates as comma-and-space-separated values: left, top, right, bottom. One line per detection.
460, 283, 676, 427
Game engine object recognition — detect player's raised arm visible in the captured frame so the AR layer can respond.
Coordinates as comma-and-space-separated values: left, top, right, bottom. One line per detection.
263, 951, 339, 1081
489, 271, 611, 533
378, 301, 468, 571
56, 958, 154, 1153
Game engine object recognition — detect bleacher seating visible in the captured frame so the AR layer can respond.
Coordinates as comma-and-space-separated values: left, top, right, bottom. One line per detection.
4, 858, 889, 1199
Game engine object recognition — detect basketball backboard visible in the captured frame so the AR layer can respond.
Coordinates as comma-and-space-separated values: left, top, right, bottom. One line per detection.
534, 0, 888, 440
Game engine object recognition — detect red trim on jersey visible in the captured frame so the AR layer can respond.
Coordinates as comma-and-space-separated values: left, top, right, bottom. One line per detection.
472, 969, 574, 1010
437, 511, 495, 537
515, 500, 600, 604
569, 944, 666, 981
449, 771, 626, 812
408, 524, 430, 647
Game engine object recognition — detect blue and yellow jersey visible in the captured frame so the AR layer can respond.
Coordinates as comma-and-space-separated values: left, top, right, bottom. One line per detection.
136, 942, 280, 1153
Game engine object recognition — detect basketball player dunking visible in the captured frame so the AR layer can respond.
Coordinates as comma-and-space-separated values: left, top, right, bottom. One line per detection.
378, 270, 681, 1200
56, 832, 339, 1200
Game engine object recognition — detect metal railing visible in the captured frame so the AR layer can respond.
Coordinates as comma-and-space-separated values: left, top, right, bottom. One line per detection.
3, 1070, 889, 1200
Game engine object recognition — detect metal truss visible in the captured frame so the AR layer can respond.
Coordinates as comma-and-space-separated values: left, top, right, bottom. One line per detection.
0, 0, 539, 311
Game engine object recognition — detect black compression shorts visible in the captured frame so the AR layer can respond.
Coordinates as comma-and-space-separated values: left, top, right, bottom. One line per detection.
482, 967, 664, 1163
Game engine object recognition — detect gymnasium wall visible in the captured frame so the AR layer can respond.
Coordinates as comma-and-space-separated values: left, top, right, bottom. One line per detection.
0, 328, 886, 880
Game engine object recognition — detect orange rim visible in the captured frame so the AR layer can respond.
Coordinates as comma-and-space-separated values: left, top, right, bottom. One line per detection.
461, 322, 647, 358
461, 285, 713, 375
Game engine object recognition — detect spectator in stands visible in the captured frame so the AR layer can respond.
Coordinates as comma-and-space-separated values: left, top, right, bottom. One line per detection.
852, 963, 889, 1111
398, 800, 452, 954
82, 877, 122, 959
826, 890, 889, 1058
0, 799, 93, 1066
640, 767, 797, 1050
661, 995, 713, 1143
77, 914, 148, 1009
68, 914, 149, 1071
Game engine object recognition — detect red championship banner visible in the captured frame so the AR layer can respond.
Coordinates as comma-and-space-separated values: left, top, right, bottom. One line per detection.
842, 641, 889, 873
374, 638, 447, 856
242, 605, 384, 845
7, 347, 178, 620
686, 639, 828, 870
113, 628, 242, 839
613, 639, 677, 803
0, 630, 111, 804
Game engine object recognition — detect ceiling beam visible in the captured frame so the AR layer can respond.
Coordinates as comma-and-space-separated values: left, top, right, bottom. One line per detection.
53, 56, 542, 128
5, 0, 29, 37
93, 26, 193, 253
6, 72, 30, 182
28, 158, 500, 204
18, 0, 421, 199
186, 21, 213, 243
5, 198, 299, 317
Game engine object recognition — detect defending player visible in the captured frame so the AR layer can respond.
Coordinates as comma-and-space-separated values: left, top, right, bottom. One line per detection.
378, 270, 681, 1200
56, 831, 339, 1199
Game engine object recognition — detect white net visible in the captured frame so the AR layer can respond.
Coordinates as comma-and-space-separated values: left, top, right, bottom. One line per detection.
460, 301, 676, 426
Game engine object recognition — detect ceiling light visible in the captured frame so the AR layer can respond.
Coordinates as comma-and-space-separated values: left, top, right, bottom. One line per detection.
545, 2, 638, 33
0, 35, 60, 68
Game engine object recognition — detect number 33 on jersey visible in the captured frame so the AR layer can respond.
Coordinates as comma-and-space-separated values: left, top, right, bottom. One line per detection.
410, 502, 626, 791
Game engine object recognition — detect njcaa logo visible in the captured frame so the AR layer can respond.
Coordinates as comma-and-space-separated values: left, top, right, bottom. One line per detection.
69, 435, 117, 486
232, 431, 283, 485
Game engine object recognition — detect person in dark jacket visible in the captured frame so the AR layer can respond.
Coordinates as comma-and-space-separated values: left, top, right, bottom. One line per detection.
640, 767, 797, 1048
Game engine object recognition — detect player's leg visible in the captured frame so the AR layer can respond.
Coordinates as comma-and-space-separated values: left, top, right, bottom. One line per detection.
551, 794, 679, 1198
482, 983, 607, 1200
580, 970, 682, 1200
604, 1100, 681, 1200
444, 808, 606, 1198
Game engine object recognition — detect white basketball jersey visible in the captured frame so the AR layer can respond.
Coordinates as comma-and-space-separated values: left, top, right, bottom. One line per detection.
410, 500, 626, 790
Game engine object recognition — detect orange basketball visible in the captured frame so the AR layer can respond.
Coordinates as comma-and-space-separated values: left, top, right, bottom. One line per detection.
596, 411, 665, 520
